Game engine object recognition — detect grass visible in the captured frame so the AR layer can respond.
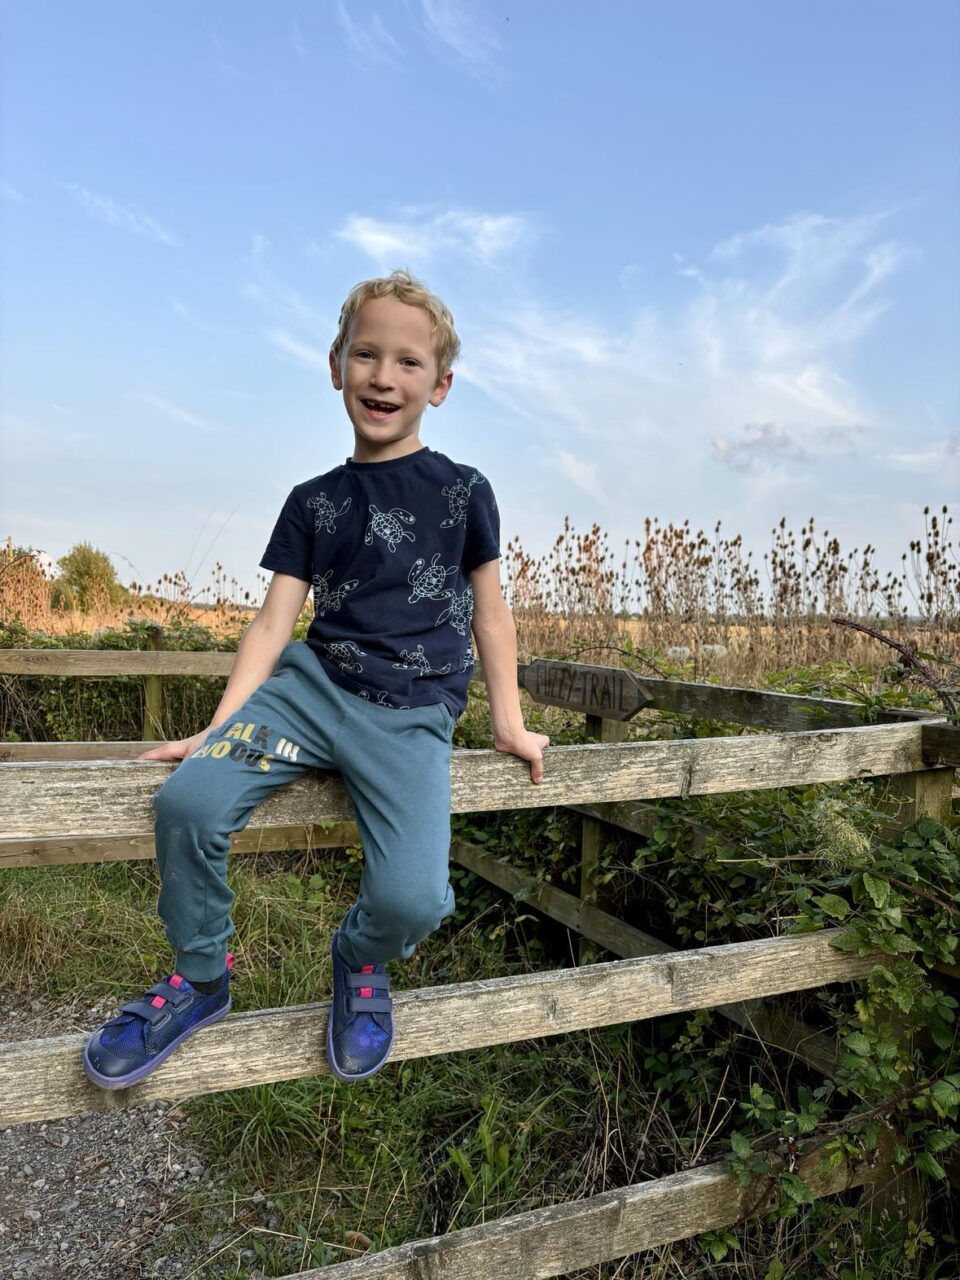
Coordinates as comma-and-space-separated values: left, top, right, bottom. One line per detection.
2, 830, 951, 1278
2, 505, 958, 1275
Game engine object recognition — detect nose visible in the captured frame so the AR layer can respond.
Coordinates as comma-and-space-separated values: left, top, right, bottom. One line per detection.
370, 362, 394, 390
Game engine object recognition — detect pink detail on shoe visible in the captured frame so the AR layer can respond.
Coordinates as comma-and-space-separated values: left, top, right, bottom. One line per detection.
359, 987, 373, 998
170, 974, 184, 989
226, 953, 235, 970
361, 965, 374, 973
150, 995, 166, 1008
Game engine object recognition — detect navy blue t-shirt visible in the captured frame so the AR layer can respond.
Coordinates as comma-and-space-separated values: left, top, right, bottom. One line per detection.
260, 445, 500, 716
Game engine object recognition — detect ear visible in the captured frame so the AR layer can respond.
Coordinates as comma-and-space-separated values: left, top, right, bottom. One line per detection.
329, 349, 343, 391
429, 369, 453, 408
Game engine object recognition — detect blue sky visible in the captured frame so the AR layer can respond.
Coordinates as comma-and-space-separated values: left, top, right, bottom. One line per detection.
2, 1, 958, 602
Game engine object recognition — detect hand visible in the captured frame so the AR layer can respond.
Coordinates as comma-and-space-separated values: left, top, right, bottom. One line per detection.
137, 727, 213, 764
494, 728, 551, 784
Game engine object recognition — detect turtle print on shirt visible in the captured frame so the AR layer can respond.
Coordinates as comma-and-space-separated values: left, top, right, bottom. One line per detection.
260, 447, 500, 714
307, 492, 351, 534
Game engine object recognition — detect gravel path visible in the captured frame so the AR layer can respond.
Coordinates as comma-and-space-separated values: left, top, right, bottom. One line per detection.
0, 992, 269, 1280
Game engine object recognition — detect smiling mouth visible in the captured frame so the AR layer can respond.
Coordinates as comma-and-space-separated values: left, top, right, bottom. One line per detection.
361, 398, 400, 416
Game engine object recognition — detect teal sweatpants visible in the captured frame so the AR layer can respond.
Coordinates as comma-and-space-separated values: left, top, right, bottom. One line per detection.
151, 641, 457, 982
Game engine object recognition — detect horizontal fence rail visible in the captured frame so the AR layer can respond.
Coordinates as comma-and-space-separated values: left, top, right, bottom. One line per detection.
2, 649, 951, 1266
272, 1139, 894, 1280
453, 839, 841, 1077
0, 649, 238, 676
0, 652, 943, 734
0, 930, 878, 1127
0, 722, 931, 840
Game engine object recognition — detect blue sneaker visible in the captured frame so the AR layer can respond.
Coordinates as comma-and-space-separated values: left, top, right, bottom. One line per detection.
83, 954, 234, 1090
326, 932, 394, 1081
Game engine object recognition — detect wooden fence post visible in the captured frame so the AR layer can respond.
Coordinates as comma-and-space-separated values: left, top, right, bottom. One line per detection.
579, 714, 629, 961
880, 767, 954, 827
865, 763, 956, 1222
142, 626, 164, 741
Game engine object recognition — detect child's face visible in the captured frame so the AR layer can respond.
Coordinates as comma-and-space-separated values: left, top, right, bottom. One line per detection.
330, 295, 453, 459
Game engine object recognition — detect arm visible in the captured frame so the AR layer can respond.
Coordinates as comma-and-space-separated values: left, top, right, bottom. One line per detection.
470, 559, 549, 783
139, 572, 310, 761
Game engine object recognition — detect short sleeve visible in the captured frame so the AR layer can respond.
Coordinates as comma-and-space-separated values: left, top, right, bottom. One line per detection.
462, 473, 500, 573
260, 488, 312, 581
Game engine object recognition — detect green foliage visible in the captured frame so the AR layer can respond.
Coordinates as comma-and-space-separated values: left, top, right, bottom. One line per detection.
0, 616, 241, 741
51, 540, 126, 611
2, 630, 958, 1274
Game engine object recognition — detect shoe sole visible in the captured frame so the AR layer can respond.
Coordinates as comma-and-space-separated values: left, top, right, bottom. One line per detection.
326, 934, 394, 1082
82, 997, 232, 1091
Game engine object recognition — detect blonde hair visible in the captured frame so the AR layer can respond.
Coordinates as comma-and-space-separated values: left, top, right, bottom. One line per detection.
330, 269, 461, 380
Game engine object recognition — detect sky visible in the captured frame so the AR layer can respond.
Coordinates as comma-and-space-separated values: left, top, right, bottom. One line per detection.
2, 0, 958, 605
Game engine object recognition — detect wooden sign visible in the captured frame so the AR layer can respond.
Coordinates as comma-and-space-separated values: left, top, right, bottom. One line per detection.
520, 660, 650, 720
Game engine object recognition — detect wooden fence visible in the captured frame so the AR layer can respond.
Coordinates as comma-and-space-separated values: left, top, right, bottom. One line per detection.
0, 648, 957, 1278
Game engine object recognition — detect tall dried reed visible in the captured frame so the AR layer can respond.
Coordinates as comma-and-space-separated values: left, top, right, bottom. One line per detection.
503, 506, 958, 684
4, 508, 957, 685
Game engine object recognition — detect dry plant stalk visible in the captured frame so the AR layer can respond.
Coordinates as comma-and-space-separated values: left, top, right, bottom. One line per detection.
3, 507, 957, 689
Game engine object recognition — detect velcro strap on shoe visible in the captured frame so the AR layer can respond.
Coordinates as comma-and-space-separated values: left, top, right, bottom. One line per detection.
146, 981, 193, 1008
119, 998, 169, 1026
348, 996, 393, 1014
346, 971, 390, 991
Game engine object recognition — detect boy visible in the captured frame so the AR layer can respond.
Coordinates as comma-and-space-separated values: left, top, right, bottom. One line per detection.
83, 269, 550, 1088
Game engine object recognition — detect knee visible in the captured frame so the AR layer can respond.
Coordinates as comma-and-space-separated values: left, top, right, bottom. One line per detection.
152, 767, 221, 838
381, 880, 455, 943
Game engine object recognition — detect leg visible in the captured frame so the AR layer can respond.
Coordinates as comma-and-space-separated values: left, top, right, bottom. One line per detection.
86, 643, 346, 1090
333, 697, 456, 967
323, 695, 456, 1079
153, 642, 343, 981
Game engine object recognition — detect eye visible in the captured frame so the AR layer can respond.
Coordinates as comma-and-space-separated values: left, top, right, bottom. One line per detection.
401, 359, 421, 368
354, 349, 374, 360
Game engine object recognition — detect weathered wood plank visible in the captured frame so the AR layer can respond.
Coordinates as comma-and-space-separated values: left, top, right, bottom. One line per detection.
578, 715, 630, 961
453, 841, 839, 1077
568, 800, 726, 853
0, 930, 878, 1126
878, 767, 955, 828
0, 650, 236, 676
0, 741, 153, 762
634, 675, 939, 731
0, 723, 928, 839
452, 841, 672, 961
520, 660, 648, 719
2, 650, 941, 730
922, 723, 960, 768
0, 822, 360, 869
274, 1139, 892, 1280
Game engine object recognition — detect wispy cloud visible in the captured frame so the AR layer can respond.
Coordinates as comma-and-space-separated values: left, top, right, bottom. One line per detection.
337, 2, 403, 68
553, 448, 605, 501
170, 297, 242, 341
127, 392, 219, 432
63, 183, 178, 245
266, 330, 329, 371
883, 436, 960, 475
208, 23, 259, 84
334, 207, 529, 265
292, 19, 308, 59
2, 181, 25, 203
420, 0, 502, 79
460, 209, 914, 495
242, 233, 329, 331
712, 421, 867, 476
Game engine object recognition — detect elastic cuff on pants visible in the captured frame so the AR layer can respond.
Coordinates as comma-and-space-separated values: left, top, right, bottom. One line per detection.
176, 951, 228, 984
334, 929, 362, 969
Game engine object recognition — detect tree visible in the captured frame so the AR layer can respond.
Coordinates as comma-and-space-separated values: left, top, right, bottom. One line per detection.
52, 542, 125, 611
